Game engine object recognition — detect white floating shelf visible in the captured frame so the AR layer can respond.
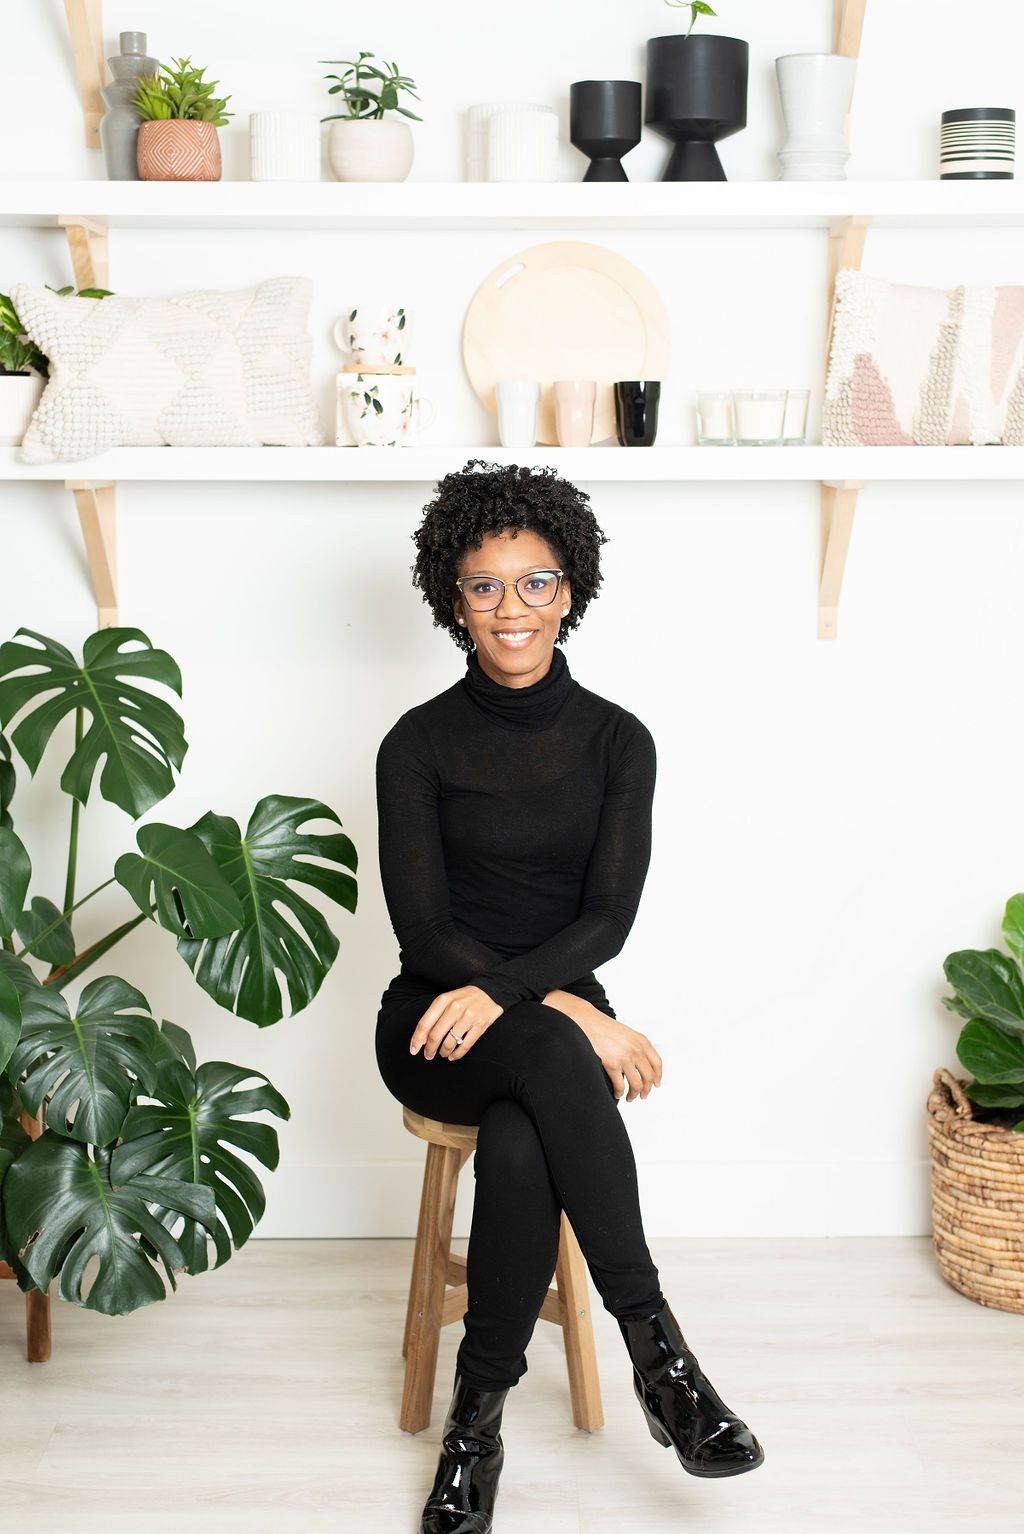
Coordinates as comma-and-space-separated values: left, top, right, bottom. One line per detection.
4, 181, 1024, 230
5, 445, 1024, 483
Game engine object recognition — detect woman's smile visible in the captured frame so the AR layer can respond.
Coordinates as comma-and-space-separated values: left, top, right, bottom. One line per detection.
492, 628, 538, 649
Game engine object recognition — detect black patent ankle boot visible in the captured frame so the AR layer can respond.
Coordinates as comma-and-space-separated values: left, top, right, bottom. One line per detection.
616, 1302, 765, 1478
419, 1369, 510, 1533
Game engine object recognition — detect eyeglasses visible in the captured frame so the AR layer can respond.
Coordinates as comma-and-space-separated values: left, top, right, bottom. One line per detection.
454, 569, 564, 612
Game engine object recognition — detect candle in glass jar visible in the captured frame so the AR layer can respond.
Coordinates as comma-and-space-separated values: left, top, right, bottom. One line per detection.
734, 391, 786, 443
696, 391, 735, 442
782, 388, 810, 442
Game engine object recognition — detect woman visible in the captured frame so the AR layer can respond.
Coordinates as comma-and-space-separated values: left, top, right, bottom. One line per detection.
375, 462, 764, 1533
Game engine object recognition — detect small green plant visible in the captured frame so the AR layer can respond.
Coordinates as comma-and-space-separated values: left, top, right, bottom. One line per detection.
0, 287, 112, 377
942, 893, 1024, 1131
663, 0, 717, 35
319, 51, 422, 122
133, 57, 233, 124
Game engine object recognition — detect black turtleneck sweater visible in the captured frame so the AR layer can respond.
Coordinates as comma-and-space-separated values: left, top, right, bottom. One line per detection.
374, 644, 657, 1014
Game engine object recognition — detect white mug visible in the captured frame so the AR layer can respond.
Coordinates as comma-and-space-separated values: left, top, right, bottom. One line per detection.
339, 373, 434, 447
334, 306, 412, 369
496, 379, 540, 449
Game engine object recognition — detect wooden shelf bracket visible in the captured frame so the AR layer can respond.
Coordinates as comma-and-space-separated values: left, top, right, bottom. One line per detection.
58, 213, 109, 290
63, 0, 105, 150
66, 480, 118, 628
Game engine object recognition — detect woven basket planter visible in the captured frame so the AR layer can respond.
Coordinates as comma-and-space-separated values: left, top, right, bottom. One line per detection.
926, 1066, 1024, 1314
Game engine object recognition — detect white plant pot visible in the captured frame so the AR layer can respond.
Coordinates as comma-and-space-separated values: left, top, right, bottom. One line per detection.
327, 119, 414, 182
775, 53, 857, 181
0, 372, 44, 446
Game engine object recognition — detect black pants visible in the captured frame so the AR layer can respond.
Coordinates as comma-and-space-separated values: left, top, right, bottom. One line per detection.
376, 977, 665, 1392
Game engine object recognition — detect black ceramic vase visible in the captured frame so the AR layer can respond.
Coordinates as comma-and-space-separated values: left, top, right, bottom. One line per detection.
614, 381, 661, 446
570, 80, 642, 181
645, 34, 748, 181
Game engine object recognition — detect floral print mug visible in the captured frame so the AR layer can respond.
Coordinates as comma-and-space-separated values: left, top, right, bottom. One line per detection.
338, 372, 435, 447
333, 306, 412, 369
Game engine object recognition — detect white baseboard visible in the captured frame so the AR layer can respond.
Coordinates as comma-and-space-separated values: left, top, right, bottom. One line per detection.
251, 1157, 935, 1239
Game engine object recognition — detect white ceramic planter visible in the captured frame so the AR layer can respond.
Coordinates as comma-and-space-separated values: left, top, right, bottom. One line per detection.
327, 119, 414, 182
775, 53, 857, 181
0, 373, 44, 446
250, 111, 321, 181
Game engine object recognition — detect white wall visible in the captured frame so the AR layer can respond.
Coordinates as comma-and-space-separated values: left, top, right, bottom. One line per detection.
3, 0, 1024, 1238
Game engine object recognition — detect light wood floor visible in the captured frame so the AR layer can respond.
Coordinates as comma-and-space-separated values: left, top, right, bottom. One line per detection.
3, 1236, 1022, 1532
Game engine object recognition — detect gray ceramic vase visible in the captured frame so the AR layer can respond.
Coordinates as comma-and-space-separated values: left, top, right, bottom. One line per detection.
100, 30, 159, 181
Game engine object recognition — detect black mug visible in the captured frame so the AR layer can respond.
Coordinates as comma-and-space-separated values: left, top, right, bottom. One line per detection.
614, 380, 661, 446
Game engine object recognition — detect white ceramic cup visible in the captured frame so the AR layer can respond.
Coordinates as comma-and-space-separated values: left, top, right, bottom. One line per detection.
340, 373, 434, 446
496, 380, 540, 449
334, 306, 413, 369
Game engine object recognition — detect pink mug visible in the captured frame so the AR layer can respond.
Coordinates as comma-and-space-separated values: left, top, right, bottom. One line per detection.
554, 380, 597, 447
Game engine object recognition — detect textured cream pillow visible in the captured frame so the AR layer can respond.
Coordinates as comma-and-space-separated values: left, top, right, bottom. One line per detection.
14, 275, 324, 462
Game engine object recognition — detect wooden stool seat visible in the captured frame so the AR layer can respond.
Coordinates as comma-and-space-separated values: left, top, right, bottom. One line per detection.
399, 1105, 603, 1434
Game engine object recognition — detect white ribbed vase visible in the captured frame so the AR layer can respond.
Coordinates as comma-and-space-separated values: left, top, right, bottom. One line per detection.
250, 112, 321, 181
775, 53, 857, 181
465, 101, 551, 180
486, 108, 559, 181
0, 374, 44, 446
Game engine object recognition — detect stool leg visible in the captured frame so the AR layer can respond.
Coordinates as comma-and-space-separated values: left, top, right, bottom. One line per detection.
400, 1141, 466, 1434
26, 1285, 52, 1362
555, 1213, 604, 1432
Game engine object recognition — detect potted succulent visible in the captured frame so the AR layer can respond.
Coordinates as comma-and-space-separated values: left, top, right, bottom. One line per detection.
320, 50, 422, 182
646, 0, 749, 180
0, 624, 358, 1325
133, 56, 233, 181
926, 893, 1024, 1314
0, 287, 110, 447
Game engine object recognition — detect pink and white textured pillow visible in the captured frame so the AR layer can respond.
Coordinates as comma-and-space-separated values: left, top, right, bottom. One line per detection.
14, 275, 324, 462
823, 267, 1024, 445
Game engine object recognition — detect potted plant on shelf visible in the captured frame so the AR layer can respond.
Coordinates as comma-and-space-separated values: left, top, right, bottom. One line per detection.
320, 50, 422, 182
926, 892, 1024, 1314
133, 56, 233, 181
0, 287, 110, 447
0, 624, 358, 1321
646, 0, 749, 180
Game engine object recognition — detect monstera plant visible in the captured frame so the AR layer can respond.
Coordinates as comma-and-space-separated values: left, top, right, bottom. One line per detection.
0, 626, 358, 1316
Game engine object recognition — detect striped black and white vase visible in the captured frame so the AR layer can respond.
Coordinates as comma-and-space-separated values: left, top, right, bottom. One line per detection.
940, 107, 1015, 178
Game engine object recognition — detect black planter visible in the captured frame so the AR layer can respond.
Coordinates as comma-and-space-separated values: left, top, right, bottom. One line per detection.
644, 33, 748, 181
614, 381, 661, 446
570, 80, 642, 181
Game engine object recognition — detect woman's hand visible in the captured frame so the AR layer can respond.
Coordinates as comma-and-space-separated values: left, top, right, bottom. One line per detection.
410, 985, 504, 1062
543, 990, 662, 1103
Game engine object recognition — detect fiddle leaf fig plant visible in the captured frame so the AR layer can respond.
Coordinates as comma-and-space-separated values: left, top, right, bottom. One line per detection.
942, 892, 1024, 1130
663, 0, 717, 34
0, 625, 358, 1314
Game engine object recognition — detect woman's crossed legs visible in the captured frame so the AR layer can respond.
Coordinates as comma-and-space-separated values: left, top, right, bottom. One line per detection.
376, 995, 665, 1390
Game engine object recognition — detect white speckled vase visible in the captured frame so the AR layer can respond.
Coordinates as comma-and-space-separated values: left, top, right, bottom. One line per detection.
250, 112, 321, 181
327, 119, 414, 182
775, 53, 856, 181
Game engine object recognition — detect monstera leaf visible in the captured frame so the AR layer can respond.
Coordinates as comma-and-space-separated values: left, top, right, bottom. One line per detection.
0, 824, 29, 937
115, 821, 245, 938
3, 1135, 216, 1314
176, 795, 358, 1026
0, 970, 21, 1074
0, 731, 14, 827
0, 627, 186, 818
112, 1053, 290, 1272
8, 975, 159, 1145
0, 1105, 31, 1283
14, 894, 75, 965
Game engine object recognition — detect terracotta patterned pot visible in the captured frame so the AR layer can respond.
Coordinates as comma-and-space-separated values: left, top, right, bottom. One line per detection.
137, 120, 222, 181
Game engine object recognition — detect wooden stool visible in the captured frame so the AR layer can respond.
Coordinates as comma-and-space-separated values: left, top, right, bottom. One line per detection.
400, 1105, 603, 1435
1, 1110, 52, 1362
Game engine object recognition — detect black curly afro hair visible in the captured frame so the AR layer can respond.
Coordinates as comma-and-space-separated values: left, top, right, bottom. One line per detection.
410, 459, 610, 654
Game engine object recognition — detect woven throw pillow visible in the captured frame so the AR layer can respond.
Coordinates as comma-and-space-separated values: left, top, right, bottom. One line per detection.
14, 275, 323, 462
823, 267, 1024, 446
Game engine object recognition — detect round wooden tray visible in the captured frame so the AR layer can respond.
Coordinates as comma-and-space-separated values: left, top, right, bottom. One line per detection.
462, 240, 671, 445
